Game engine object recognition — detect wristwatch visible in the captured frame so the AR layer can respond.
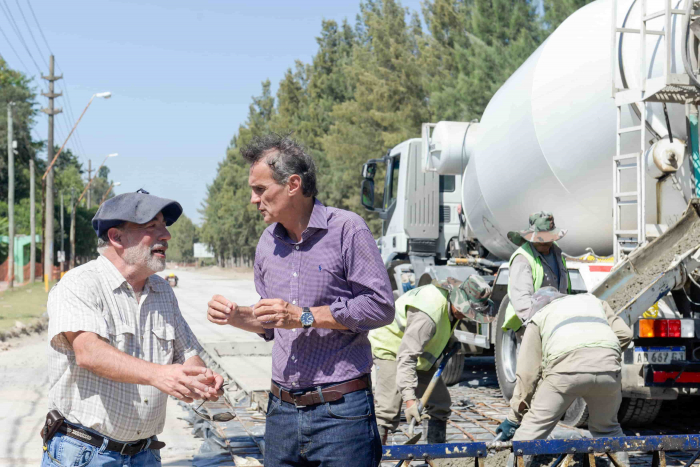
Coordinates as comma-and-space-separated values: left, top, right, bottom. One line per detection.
300, 307, 315, 328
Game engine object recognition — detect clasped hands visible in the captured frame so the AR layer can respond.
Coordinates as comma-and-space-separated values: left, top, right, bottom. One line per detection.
155, 365, 224, 404
207, 295, 304, 329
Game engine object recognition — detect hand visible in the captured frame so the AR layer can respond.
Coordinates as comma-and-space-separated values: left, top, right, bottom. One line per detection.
207, 295, 238, 326
151, 364, 218, 403
253, 299, 302, 329
192, 368, 225, 402
404, 400, 426, 426
495, 419, 520, 441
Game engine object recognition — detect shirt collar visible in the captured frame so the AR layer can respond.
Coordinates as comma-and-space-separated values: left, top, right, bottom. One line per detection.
97, 255, 168, 293
272, 199, 328, 243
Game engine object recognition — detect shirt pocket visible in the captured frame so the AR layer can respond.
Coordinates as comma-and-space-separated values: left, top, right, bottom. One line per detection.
150, 323, 176, 365
108, 321, 137, 356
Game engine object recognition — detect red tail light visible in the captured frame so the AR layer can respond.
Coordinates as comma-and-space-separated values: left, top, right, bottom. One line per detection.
638, 319, 682, 338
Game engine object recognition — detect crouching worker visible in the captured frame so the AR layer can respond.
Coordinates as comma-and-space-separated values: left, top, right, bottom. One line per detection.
369, 275, 495, 444
496, 287, 632, 464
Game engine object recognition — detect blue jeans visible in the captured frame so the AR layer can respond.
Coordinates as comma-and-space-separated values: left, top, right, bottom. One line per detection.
41, 424, 161, 467
264, 383, 382, 466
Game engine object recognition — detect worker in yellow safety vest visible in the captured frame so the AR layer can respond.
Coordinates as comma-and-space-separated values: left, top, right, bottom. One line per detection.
369, 275, 496, 444
503, 212, 571, 332
496, 287, 632, 467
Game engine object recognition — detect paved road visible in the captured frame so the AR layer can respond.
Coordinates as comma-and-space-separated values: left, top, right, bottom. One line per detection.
0, 266, 259, 466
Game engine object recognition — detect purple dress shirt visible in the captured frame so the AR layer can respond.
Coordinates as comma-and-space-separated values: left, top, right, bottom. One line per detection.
254, 199, 394, 388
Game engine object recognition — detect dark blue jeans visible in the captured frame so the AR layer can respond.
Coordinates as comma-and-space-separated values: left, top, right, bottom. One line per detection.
264, 382, 382, 466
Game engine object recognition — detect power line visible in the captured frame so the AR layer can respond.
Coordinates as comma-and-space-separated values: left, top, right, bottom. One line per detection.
13, 0, 46, 68
0, 0, 42, 74
0, 23, 29, 71
25, 0, 51, 55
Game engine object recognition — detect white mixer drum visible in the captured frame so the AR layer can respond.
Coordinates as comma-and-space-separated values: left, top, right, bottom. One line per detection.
462, 0, 689, 259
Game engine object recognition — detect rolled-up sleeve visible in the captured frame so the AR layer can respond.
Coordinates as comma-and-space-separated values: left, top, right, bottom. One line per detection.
329, 228, 394, 332
47, 276, 109, 353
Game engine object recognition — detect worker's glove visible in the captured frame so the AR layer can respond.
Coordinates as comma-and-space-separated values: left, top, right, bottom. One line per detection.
404, 403, 427, 426
495, 419, 520, 441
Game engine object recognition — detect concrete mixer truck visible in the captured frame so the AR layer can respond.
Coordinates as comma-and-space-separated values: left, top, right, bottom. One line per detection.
360, 0, 700, 427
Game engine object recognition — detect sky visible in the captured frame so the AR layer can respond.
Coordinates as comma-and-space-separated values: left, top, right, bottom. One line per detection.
1, 0, 423, 224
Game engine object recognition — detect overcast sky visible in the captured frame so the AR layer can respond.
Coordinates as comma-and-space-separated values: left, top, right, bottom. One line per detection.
1, 0, 422, 223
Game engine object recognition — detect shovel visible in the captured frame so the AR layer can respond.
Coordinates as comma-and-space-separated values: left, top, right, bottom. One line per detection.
402, 343, 461, 445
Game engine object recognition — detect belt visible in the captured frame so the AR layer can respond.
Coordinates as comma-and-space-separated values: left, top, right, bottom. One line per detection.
58, 423, 165, 456
270, 375, 369, 408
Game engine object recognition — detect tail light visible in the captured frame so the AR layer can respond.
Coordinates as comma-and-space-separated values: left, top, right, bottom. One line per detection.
638, 319, 694, 338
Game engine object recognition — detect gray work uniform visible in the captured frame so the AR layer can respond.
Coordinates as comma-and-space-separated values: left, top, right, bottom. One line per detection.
508, 301, 633, 441
374, 307, 451, 436
509, 243, 568, 322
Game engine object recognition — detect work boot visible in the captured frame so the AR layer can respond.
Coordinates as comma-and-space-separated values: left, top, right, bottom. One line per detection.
427, 419, 447, 444
378, 426, 389, 445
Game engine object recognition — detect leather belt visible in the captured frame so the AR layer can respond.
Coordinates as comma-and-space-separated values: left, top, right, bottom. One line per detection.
270, 375, 369, 408
58, 423, 165, 456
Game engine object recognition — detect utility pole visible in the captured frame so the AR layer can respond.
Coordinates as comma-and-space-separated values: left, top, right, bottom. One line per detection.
60, 192, 64, 274
7, 103, 14, 288
41, 55, 62, 290
29, 155, 36, 283
87, 159, 92, 209
69, 187, 75, 270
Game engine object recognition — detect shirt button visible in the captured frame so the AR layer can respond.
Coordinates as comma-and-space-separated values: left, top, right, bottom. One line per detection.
292, 382, 297, 387
292, 300, 296, 305
292, 329, 297, 333
293, 272, 298, 277
137, 431, 141, 435
295, 245, 299, 250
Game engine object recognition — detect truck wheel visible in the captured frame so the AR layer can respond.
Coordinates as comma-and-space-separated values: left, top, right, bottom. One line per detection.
495, 296, 589, 427
442, 354, 465, 386
617, 398, 663, 426
495, 297, 518, 400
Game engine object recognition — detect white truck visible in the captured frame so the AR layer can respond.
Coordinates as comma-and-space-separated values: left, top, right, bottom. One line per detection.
360, 0, 700, 427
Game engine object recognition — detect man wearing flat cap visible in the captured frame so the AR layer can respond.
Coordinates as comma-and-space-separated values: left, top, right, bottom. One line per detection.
43, 190, 224, 467
502, 212, 571, 332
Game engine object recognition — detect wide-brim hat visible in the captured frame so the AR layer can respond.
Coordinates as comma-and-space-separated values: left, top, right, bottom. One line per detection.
433, 276, 497, 323
507, 211, 567, 246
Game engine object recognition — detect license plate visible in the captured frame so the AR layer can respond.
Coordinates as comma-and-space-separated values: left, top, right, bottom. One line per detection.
634, 346, 685, 365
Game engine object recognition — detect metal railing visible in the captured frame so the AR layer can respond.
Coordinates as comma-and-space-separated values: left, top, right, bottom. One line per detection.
383, 434, 700, 466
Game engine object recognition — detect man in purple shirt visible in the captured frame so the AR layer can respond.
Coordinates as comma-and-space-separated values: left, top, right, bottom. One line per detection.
207, 135, 394, 466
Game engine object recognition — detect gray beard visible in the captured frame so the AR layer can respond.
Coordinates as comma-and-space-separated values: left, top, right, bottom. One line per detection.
123, 243, 166, 273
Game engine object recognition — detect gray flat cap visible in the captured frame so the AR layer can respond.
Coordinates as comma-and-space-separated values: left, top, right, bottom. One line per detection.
92, 189, 183, 237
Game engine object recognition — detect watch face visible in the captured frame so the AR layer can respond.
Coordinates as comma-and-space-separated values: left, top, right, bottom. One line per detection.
301, 312, 314, 327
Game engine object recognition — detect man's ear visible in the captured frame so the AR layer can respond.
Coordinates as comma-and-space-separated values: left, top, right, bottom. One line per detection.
287, 174, 302, 196
107, 227, 124, 249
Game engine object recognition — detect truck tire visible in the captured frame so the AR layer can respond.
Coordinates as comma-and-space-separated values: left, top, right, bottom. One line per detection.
442, 354, 465, 386
617, 398, 663, 426
494, 296, 589, 427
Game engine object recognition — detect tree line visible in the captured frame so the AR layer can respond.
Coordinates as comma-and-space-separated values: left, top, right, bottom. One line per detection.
200, 0, 592, 264
0, 58, 117, 268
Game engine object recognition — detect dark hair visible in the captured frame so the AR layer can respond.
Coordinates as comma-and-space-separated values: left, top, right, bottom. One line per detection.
240, 134, 318, 198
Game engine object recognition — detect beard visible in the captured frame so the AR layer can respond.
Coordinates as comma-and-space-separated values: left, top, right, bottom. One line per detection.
122, 242, 166, 273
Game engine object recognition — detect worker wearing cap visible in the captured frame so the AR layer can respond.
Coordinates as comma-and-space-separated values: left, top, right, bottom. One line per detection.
43, 190, 223, 467
495, 287, 632, 457
369, 275, 496, 444
504, 212, 571, 331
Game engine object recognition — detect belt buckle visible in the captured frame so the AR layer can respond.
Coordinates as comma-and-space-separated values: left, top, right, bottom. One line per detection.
120, 439, 145, 456
291, 393, 306, 408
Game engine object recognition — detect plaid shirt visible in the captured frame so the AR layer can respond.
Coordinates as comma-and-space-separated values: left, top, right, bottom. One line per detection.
47, 255, 203, 442
255, 199, 394, 388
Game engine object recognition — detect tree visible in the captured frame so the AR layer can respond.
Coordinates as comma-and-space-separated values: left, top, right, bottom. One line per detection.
168, 214, 198, 263
543, 0, 594, 33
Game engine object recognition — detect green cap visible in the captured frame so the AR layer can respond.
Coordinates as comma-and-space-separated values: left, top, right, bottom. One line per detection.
433, 275, 496, 323
507, 211, 567, 246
